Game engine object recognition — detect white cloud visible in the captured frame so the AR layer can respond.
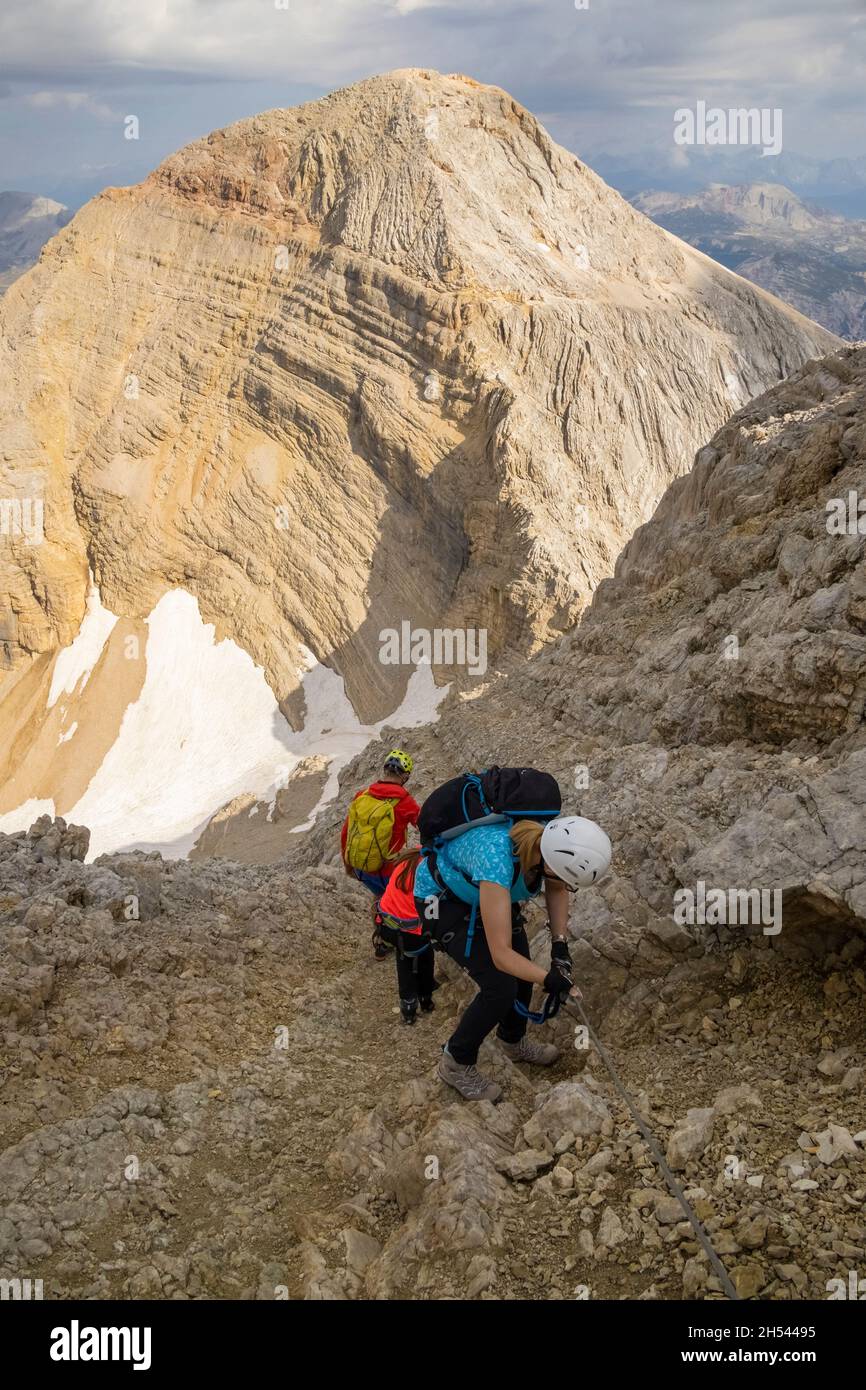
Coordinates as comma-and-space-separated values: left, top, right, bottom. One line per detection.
0, 0, 863, 186
25, 90, 119, 120
0, 0, 854, 103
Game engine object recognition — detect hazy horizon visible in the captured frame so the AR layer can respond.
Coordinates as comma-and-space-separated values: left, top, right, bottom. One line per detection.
1, 1, 864, 211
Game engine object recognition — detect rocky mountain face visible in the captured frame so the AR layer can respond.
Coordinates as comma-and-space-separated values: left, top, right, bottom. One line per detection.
633, 183, 866, 341
0, 192, 70, 293
0, 71, 838, 854
2, 346, 864, 1302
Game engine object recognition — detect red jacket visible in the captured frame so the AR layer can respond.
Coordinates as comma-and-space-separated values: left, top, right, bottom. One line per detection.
341, 781, 420, 874
379, 860, 422, 934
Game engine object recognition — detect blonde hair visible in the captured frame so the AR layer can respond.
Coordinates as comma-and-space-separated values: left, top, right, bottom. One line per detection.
509, 819, 545, 882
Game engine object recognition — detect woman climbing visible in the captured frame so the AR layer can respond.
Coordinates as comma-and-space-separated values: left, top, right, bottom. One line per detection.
392, 769, 612, 1101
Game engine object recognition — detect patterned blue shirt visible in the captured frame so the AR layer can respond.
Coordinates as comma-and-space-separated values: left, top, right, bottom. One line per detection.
415, 823, 522, 902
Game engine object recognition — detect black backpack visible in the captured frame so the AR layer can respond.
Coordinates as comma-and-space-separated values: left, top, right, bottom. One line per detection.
418, 766, 562, 847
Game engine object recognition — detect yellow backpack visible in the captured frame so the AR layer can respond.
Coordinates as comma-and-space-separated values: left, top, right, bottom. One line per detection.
345, 792, 399, 872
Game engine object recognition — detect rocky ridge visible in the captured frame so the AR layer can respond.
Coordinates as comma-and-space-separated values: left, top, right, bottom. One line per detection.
1, 346, 864, 1300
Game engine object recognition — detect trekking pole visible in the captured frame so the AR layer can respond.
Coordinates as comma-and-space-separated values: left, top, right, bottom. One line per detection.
561, 997, 740, 1301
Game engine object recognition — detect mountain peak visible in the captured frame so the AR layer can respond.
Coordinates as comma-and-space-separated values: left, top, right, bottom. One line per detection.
0, 75, 836, 852
0, 190, 70, 292
634, 181, 819, 232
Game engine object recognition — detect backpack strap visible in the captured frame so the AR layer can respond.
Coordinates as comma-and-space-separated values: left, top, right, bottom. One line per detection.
464, 900, 478, 959
461, 773, 489, 821
424, 837, 533, 907
422, 847, 479, 906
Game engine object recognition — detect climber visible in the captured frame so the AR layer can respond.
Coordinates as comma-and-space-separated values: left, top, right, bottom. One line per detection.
374, 855, 438, 1026
397, 811, 612, 1103
340, 749, 421, 960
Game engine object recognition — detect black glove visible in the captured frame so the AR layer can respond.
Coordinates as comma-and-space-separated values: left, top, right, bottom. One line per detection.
543, 967, 573, 998
551, 938, 573, 981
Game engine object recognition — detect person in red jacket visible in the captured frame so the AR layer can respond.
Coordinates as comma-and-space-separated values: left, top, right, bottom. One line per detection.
375, 854, 437, 1024
340, 749, 420, 959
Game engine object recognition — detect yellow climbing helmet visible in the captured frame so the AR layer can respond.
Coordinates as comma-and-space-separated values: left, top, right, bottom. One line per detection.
384, 748, 413, 776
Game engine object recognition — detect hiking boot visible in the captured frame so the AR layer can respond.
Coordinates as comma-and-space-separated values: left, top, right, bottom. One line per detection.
438, 1047, 502, 1103
499, 1035, 559, 1066
419, 995, 435, 1014
400, 1001, 418, 1026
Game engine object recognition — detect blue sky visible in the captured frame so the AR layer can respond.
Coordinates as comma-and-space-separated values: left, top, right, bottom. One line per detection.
1, 0, 864, 209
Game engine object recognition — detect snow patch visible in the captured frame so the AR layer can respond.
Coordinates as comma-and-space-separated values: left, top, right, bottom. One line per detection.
65, 590, 302, 859
287, 660, 449, 835
0, 797, 56, 836
1, 588, 450, 859
47, 586, 117, 708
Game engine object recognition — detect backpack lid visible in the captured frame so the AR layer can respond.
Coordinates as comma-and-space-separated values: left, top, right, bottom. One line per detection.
418, 767, 561, 846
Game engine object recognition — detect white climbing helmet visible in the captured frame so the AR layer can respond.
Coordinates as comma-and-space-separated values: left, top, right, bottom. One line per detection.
540, 816, 612, 889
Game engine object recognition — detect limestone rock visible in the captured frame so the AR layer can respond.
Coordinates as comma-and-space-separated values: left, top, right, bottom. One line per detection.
499, 1149, 551, 1182
814, 1125, 859, 1165
596, 1206, 626, 1249
666, 1109, 715, 1172
714, 1084, 762, 1116
341, 1228, 382, 1276
523, 1081, 611, 1148
731, 1263, 766, 1299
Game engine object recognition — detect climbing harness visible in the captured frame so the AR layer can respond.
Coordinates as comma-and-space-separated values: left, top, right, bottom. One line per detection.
562, 996, 741, 1302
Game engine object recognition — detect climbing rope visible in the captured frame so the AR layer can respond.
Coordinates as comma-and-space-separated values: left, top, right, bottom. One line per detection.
562, 997, 740, 1301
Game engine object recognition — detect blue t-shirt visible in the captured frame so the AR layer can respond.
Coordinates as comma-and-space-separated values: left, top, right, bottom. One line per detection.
415, 823, 531, 903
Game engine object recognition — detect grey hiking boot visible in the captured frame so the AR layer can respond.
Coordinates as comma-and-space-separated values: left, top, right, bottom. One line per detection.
499, 1036, 559, 1066
438, 1047, 502, 1103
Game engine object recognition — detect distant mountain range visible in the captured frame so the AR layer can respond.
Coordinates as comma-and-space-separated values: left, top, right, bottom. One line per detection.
0, 191, 71, 292
596, 147, 866, 219
632, 183, 866, 341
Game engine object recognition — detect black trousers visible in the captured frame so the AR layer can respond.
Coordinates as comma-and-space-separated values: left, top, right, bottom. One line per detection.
377, 919, 435, 1006
418, 894, 533, 1065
